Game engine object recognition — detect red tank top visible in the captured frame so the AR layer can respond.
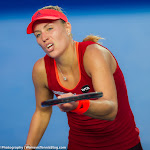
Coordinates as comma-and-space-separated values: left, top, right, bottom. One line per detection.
44, 41, 140, 150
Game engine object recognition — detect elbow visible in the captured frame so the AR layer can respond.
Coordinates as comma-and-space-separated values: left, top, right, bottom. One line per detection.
108, 114, 117, 121
95, 110, 117, 121
107, 104, 118, 121
85, 100, 118, 121
105, 111, 117, 121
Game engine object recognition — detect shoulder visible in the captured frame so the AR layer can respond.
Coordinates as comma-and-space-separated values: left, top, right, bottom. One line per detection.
32, 57, 47, 87
86, 44, 112, 60
33, 57, 45, 75
80, 42, 113, 62
84, 43, 117, 75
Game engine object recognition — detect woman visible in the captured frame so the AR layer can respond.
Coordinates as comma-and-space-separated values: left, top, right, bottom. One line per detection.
24, 5, 143, 150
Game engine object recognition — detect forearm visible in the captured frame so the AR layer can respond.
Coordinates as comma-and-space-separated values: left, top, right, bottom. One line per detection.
84, 99, 118, 121
26, 109, 52, 146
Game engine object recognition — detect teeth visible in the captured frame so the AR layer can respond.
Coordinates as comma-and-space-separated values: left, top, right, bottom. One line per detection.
47, 44, 53, 49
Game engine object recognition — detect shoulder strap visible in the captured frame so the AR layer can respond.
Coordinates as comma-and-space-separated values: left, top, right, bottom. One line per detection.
44, 54, 55, 90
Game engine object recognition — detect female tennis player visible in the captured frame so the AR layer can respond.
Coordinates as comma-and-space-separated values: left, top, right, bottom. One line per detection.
24, 5, 143, 150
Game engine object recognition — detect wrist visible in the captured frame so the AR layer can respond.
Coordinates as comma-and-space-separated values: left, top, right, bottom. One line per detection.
71, 100, 90, 114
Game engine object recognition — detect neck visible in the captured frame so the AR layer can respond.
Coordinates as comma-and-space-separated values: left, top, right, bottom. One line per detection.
55, 40, 76, 69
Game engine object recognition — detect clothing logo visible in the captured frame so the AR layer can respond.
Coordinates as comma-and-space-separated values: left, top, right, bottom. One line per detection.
35, 12, 42, 19
81, 85, 90, 93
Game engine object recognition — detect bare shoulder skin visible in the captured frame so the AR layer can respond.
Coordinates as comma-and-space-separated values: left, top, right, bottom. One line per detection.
32, 57, 53, 110
83, 44, 118, 120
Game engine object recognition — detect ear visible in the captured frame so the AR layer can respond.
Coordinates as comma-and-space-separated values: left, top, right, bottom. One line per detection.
65, 22, 72, 35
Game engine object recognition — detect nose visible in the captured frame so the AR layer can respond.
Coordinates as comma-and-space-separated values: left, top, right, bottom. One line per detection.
41, 32, 49, 43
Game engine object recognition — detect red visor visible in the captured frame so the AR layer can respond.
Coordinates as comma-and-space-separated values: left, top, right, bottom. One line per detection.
27, 9, 68, 34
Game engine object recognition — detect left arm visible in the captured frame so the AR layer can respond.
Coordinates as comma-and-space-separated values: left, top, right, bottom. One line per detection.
83, 44, 118, 121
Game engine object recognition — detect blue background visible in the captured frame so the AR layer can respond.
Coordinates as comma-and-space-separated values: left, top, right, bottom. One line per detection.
0, 0, 150, 149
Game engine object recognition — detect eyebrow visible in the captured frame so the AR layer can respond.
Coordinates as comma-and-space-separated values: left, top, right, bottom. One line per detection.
34, 23, 52, 33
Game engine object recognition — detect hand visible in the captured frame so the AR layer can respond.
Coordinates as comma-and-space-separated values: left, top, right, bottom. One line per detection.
57, 93, 79, 112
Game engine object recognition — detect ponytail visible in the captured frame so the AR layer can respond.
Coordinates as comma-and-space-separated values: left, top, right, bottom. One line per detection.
82, 35, 103, 43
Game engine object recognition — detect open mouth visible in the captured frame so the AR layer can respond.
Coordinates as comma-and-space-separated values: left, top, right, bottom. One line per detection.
47, 43, 53, 49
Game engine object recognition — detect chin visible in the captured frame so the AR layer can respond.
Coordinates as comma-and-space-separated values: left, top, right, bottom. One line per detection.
46, 51, 58, 59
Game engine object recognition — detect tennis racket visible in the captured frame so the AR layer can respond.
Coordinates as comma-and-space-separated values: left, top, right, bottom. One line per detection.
41, 92, 103, 107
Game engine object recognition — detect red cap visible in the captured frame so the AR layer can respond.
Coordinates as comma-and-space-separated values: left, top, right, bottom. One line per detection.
27, 9, 68, 34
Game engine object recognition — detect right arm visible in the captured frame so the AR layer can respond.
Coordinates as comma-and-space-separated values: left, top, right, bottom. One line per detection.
25, 58, 53, 147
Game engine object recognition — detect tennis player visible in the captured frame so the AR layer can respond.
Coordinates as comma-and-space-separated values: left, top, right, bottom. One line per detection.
24, 5, 143, 150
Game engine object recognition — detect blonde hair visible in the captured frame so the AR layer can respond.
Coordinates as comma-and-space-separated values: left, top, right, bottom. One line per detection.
38, 6, 103, 43
83, 35, 103, 43
38, 5, 64, 13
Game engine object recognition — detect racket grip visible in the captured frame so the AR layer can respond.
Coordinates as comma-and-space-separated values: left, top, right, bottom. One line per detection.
71, 100, 90, 114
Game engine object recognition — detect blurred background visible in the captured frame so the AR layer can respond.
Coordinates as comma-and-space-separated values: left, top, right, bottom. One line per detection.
0, 0, 150, 149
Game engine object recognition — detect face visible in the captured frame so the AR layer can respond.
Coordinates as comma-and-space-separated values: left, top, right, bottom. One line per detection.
33, 20, 71, 58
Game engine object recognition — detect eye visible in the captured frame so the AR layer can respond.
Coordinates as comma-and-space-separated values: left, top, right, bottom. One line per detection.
35, 33, 41, 38
47, 27, 53, 31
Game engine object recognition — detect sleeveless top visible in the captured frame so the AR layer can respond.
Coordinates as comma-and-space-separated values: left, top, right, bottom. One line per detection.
44, 41, 140, 150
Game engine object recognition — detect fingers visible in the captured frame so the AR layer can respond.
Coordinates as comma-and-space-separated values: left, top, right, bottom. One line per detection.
57, 101, 78, 112
56, 93, 78, 112
57, 103, 73, 112
57, 92, 74, 99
